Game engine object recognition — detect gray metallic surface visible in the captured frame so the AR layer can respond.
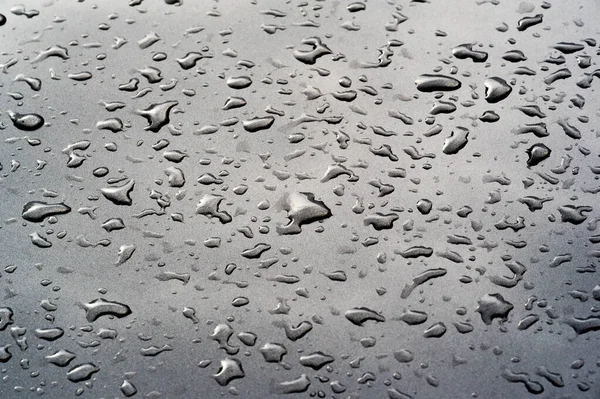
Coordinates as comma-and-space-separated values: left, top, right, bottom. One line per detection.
0, 0, 599, 397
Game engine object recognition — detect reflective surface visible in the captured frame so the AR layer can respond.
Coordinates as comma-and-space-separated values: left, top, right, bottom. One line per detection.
0, 0, 599, 397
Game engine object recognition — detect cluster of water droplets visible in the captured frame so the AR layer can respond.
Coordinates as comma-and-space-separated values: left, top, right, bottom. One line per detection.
0, 0, 600, 397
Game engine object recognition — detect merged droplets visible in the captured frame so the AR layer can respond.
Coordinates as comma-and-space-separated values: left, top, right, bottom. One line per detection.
345, 307, 386, 326
100, 179, 135, 206
526, 143, 552, 166
484, 77, 512, 103
22, 201, 71, 222
80, 298, 132, 322
476, 294, 514, 325
213, 358, 245, 386
442, 127, 469, 155
293, 37, 332, 65
276, 192, 332, 235
135, 101, 178, 132
196, 194, 232, 224
452, 43, 488, 62
7, 110, 44, 131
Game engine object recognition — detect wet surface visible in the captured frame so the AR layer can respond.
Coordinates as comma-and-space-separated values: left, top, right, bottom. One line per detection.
0, 0, 600, 397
